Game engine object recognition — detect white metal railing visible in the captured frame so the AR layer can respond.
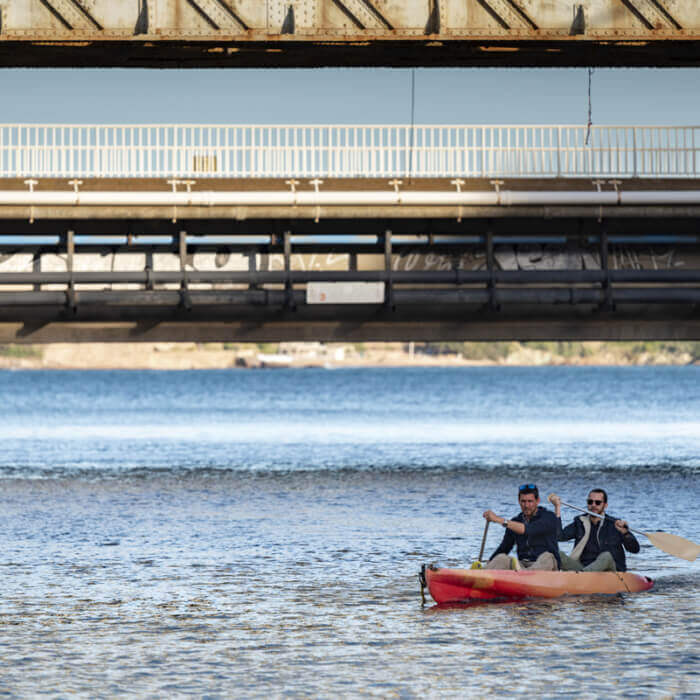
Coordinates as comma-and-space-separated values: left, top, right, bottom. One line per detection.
0, 125, 698, 179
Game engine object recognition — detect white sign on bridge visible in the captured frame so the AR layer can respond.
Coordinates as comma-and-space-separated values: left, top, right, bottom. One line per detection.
307, 282, 384, 305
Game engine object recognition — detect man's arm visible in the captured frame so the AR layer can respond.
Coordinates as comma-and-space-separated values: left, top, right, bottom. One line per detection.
489, 528, 516, 560
615, 519, 640, 553
559, 520, 577, 542
483, 509, 525, 535
548, 494, 575, 541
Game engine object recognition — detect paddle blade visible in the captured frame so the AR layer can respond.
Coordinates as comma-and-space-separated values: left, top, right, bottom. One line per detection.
645, 531, 700, 561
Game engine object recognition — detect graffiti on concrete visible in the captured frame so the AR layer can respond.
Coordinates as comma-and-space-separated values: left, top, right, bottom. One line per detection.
390, 246, 695, 272
0, 245, 696, 292
494, 245, 694, 271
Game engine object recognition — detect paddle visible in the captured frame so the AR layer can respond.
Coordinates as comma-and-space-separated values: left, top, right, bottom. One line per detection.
470, 520, 490, 569
552, 496, 700, 562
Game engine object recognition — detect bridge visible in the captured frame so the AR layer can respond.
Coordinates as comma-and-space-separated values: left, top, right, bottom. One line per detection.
1, 123, 699, 343
0, 0, 699, 67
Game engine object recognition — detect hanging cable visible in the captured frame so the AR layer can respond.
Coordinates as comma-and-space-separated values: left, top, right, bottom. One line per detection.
585, 67, 594, 146
408, 68, 416, 182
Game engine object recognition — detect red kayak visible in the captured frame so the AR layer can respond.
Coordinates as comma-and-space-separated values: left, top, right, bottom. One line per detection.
423, 565, 654, 603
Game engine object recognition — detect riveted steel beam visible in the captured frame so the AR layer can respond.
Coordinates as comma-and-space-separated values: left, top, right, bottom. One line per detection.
188, 0, 247, 31
39, 0, 102, 31
620, 0, 681, 31
475, 0, 537, 31
331, 0, 390, 30
0, 0, 700, 67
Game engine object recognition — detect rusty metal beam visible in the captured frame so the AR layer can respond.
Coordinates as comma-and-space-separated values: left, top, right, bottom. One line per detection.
0, 39, 698, 69
186, 0, 247, 31
38, 0, 102, 31
1, 0, 700, 67
475, 0, 536, 31
620, 0, 681, 31
331, 0, 391, 30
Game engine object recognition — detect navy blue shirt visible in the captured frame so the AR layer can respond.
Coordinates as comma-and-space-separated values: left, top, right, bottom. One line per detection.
490, 506, 561, 567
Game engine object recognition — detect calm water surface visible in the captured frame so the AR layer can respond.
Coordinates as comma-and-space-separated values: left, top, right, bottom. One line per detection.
0, 367, 698, 697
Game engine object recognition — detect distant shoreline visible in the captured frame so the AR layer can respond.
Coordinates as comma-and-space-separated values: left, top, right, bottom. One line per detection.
0, 341, 698, 370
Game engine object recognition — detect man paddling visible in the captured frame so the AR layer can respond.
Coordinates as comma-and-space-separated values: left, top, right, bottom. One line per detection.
483, 483, 560, 571
550, 490, 640, 572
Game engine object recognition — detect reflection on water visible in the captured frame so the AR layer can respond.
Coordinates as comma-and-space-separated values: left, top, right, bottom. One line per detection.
0, 368, 698, 695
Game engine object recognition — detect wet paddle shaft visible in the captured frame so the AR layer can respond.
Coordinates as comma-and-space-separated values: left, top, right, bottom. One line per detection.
555, 497, 700, 562
478, 520, 490, 562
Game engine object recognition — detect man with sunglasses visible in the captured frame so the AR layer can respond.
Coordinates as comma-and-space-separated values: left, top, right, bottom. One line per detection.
550, 489, 640, 572
483, 483, 560, 571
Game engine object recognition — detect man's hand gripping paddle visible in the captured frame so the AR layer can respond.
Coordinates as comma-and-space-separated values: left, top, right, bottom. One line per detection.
470, 520, 490, 569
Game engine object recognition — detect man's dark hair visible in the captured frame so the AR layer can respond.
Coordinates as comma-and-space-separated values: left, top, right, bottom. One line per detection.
589, 488, 608, 503
518, 483, 539, 499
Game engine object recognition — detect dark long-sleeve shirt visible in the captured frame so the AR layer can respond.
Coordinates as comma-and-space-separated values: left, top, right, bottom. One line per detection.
559, 514, 640, 572
490, 506, 561, 567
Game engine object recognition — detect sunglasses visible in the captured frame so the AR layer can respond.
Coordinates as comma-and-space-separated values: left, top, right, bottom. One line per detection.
519, 483, 537, 491
587, 499, 604, 506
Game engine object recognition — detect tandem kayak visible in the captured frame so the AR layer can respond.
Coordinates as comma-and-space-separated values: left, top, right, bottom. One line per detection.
422, 565, 654, 603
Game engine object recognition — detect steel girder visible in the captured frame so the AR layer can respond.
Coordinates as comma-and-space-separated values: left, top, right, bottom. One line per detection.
0, 0, 700, 67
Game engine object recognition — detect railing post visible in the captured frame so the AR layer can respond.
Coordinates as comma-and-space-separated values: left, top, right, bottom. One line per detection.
481, 126, 485, 179
556, 126, 561, 177
632, 127, 638, 177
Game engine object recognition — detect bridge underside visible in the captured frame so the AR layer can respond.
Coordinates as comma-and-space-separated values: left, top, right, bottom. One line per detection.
3, 38, 700, 69
1, 0, 700, 68
0, 309, 699, 344
1, 177, 699, 342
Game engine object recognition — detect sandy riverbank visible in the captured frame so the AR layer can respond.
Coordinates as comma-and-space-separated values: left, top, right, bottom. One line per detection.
0, 341, 697, 370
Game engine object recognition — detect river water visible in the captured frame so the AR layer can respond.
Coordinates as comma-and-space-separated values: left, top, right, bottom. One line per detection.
0, 366, 698, 697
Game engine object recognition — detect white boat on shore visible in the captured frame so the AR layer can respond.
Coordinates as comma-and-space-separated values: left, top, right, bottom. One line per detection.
256, 353, 293, 369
